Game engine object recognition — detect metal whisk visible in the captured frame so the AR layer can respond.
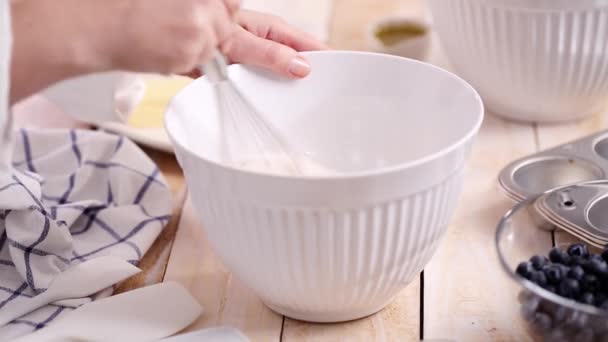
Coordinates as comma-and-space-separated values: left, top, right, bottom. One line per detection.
201, 51, 302, 174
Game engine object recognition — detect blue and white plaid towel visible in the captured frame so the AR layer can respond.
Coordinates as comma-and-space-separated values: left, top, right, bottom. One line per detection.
0, 129, 172, 340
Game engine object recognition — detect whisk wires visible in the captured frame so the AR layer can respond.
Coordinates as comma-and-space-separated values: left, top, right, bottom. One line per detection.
201, 52, 301, 174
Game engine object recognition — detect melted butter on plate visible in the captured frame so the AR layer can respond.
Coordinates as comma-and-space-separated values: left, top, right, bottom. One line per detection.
127, 76, 192, 128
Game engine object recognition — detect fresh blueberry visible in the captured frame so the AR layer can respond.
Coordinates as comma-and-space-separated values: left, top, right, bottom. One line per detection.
549, 247, 570, 264
559, 278, 581, 298
530, 255, 549, 270
581, 274, 600, 293
580, 292, 595, 305
589, 254, 603, 262
516, 261, 534, 279
568, 255, 589, 268
556, 264, 570, 276
602, 248, 608, 263
594, 292, 606, 306
587, 254, 605, 268
568, 265, 585, 281
587, 258, 608, 277
543, 264, 563, 284
568, 243, 589, 258
530, 271, 548, 287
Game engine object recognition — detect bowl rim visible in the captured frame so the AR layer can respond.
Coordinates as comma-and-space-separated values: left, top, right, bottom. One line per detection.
495, 180, 608, 317
164, 50, 484, 181
470, 0, 608, 11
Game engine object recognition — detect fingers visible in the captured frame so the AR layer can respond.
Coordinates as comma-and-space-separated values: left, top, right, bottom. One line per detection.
181, 69, 203, 79
208, 0, 236, 43
222, 0, 241, 18
194, 0, 238, 65
223, 26, 311, 78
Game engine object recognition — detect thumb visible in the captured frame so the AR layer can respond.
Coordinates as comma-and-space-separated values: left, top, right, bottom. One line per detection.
222, 27, 311, 78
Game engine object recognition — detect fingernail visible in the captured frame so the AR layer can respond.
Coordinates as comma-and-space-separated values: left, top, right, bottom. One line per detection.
288, 56, 311, 77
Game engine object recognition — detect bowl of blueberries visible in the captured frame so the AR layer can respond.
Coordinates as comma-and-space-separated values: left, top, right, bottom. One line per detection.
496, 190, 608, 342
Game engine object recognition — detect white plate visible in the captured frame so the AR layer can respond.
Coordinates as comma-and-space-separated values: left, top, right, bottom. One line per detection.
97, 122, 173, 153
95, 73, 187, 153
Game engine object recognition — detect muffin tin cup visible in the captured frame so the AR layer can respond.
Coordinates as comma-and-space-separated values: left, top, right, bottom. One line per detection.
534, 181, 608, 249
499, 130, 608, 202
498, 131, 608, 247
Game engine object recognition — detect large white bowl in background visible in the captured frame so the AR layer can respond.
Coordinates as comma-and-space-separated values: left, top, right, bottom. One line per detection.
164, 51, 483, 322
428, 0, 608, 123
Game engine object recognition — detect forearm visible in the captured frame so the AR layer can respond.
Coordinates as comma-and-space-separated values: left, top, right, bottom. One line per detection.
9, 0, 124, 104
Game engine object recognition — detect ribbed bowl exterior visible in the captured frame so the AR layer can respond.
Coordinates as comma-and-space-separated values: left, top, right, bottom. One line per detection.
176, 145, 468, 322
429, 0, 608, 123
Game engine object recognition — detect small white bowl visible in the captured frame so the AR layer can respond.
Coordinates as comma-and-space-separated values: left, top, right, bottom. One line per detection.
366, 16, 432, 61
165, 51, 483, 322
429, 0, 608, 123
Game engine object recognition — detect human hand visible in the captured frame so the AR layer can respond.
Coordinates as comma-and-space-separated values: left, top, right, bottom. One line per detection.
10, 0, 241, 103
107, 0, 240, 74
184, 10, 328, 79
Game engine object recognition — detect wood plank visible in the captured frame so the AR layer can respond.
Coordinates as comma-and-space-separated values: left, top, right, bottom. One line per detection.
422, 113, 550, 341
282, 280, 420, 342
163, 197, 283, 341
536, 112, 608, 249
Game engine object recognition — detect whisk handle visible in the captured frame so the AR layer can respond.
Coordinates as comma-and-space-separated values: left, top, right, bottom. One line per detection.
201, 50, 229, 83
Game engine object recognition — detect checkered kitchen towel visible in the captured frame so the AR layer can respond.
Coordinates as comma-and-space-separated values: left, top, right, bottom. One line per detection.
0, 129, 172, 340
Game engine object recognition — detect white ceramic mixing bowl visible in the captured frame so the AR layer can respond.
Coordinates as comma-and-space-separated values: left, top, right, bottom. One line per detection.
164, 51, 483, 322
429, 0, 608, 123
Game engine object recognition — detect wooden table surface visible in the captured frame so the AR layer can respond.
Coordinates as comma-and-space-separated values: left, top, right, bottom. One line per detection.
123, 0, 608, 340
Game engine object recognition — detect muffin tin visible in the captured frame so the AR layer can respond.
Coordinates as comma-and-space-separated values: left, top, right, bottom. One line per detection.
499, 130, 608, 248
499, 130, 608, 202
533, 181, 608, 248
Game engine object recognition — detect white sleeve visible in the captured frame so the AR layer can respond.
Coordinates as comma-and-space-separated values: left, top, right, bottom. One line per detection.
42, 72, 146, 125
0, 0, 13, 170
0, 0, 10, 128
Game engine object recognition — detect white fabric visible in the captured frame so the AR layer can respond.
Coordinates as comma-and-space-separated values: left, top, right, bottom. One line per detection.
0, 0, 12, 174
0, 1, 173, 340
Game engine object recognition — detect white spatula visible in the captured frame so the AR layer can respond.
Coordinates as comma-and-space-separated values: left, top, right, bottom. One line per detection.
13, 281, 203, 342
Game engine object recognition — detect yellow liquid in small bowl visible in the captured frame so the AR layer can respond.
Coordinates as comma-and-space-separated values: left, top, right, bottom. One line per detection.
375, 23, 427, 46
